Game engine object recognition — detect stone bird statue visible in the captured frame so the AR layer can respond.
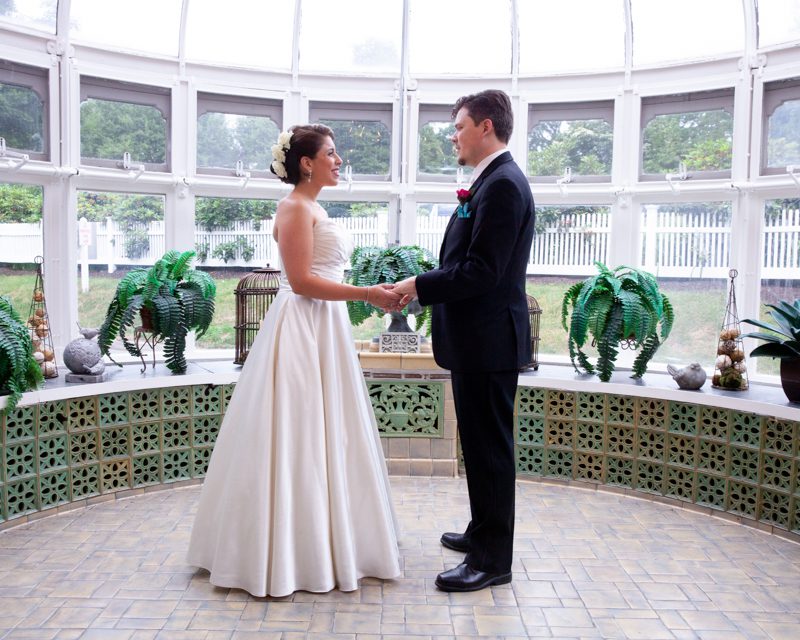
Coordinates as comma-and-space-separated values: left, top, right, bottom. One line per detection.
666, 362, 707, 390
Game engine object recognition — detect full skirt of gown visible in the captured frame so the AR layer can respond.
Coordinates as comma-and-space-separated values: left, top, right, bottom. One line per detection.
187, 278, 401, 597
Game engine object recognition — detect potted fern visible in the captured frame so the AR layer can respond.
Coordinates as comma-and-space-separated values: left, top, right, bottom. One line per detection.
741, 299, 800, 402
98, 250, 216, 374
0, 296, 44, 416
346, 245, 437, 334
561, 262, 674, 382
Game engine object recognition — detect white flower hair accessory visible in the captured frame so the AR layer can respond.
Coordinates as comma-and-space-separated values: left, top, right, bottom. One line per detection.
270, 130, 293, 179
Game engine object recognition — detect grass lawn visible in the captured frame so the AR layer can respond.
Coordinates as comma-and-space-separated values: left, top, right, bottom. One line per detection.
0, 267, 793, 377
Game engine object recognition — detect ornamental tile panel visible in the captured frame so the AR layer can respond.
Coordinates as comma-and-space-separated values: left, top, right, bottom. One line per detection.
162, 419, 192, 450
728, 479, 758, 517
69, 431, 99, 465
516, 387, 546, 417
544, 448, 573, 479
193, 447, 213, 476
39, 470, 70, 509
5, 405, 36, 442
665, 465, 695, 501
669, 402, 699, 436
730, 412, 763, 447
6, 477, 37, 517
161, 386, 193, 417
101, 426, 130, 460
699, 407, 730, 441
759, 487, 791, 528
0, 484, 5, 522
38, 435, 68, 472
637, 398, 668, 430
697, 439, 728, 475
696, 473, 727, 510
730, 446, 761, 483
368, 381, 443, 437
100, 460, 130, 493
516, 445, 544, 475
574, 452, 604, 482
635, 460, 665, 495
132, 422, 161, 454
68, 397, 97, 431
576, 392, 605, 423
761, 454, 793, 492
221, 383, 235, 413
70, 464, 100, 499
546, 390, 575, 419
39, 400, 68, 435
516, 416, 545, 446
132, 453, 162, 488
193, 384, 222, 415
763, 419, 796, 456
545, 419, 573, 449
163, 449, 192, 482
667, 433, 697, 469
606, 456, 635, 488
5, 440, 36, 480
636, 429, 666, 463
606, 425, 636, 457
129, 390, 161, 423
98, 393, 129, 426
193, 416, 221, 447
607, 395, 636, 425
575, 422, 605, 452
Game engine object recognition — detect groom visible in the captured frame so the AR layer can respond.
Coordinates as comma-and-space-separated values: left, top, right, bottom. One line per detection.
394, 90, 535, 592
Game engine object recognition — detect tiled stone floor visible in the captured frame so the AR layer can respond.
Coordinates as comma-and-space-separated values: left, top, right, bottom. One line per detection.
1, 477, 800, 639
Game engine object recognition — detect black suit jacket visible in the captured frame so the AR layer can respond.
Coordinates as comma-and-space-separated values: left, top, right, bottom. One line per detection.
416, 151, 535, 372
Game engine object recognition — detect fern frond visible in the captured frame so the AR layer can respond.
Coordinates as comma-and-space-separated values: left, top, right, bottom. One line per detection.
631, 334, 661, 378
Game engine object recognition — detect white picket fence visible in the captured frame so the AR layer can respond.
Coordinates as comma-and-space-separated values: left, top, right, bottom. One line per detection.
2, 207, 799, 279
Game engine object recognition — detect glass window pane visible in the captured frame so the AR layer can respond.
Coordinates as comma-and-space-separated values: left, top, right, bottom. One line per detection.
197, 113, 280, 172
757, 198, 800, 376
519, 0, 624, 73
0, 81, 45, 153
80, 98, 168, 166
70, 0, 182, 57
299, 0, 401, 73
758, 0, 800, 47
415, 203, 451, 258
0, 182, 44, 317
409, 0, 511, 74
418, 121, 461, 176
528, 119, 613, 177
320, 120, 391, 176
766, 98, 800, 168
640, 202, 732, 368
631, 0, 744, 66
642, 110, 732, 174
530, 206, 611, 275
186, 0, 296, 69
76, 191, 165, 345
318, 201, 389, 248
0, 0, 57, 33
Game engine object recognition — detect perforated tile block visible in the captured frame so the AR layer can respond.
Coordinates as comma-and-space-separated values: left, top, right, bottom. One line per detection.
730, 446, 761, 483
638, 398, 668, 430
699, 407, 729, 441
39, 470, 70, 509
516, 416, 545, 446
162, 419, 192, 450
544, 449, 573, 478
792, 496, 800, 534
761, 454, 793, 492
129, 390, 161, 423
68, 397, 97, 431
730, 412, 763, 447
545, 420, 573, 449
163, 449, 192, 482
69, 431, 99, 465
101, 426, 130, 460
70, 464, 100, 499
516, 445, 544, 475
763, 419, 796, 456
636, 429, 666, 462
516, 387, 546, 417
161, 386, 193, 417
697, 439, 728, 475
759, 488, 791, 528
132, 454, 161, 488
193, 447, 213, 476
38, 435, 69, 472
6, 477, 37, 517
669, 402, 699, 436
132, 422, 161, 454
696, 472, 727, 509
667, 433, 697, 469
575, 422, 605, 452
369, 381, 444, 436
5, 406, 36, 442
193, 384, 222, 415
221, 384, 235, 413
606, 456, 635, 488
607, 395, 636, 425
728, 479, 758, 517
546, 390, 575, 419
5, 440, 36, 481
38, 401, 68, 435
193, 416, 221, 447
100, 460, 130, 493
574, 452, 604, 482
606, 425, 635, 457
576, 392, 605, 423
665, 465, 695, 501
635, 460, 664, 495
0, 485, 5, 522
98, 393, 129, 426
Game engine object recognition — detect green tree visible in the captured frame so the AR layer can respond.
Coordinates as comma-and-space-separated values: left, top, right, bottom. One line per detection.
194, 197, 276, 231
321, 119, 390, 175
80, 99, 167, 164
642, 110, 732, 174
0, 83, 44, 151
235, 115, 279, 171
0, 183, 43, 222
197, 112, 237, 168
528, 119, 612, 177
767, 99, 800, 166
419, 122, 458, 174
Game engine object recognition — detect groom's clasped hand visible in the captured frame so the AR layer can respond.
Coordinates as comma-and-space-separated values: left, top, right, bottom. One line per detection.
374, 276, 417, 313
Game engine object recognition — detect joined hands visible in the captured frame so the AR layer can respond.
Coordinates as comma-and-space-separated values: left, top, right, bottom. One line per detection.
367, 276, 418, 314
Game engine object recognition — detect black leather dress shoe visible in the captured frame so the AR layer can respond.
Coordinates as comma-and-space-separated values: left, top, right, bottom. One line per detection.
440, 531, 470, 552
435, 563, 512, 592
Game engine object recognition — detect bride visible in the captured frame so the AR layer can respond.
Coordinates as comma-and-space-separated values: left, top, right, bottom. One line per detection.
187, 124, 402, 597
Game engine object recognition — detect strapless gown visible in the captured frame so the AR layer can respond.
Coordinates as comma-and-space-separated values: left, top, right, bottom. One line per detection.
187, 218, 400, 597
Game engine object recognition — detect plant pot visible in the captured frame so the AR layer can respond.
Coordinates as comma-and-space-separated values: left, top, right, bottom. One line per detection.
140, 306, 155, 333
779, 358, 800, 403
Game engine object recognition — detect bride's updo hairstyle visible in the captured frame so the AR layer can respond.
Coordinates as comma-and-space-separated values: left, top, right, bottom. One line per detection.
270, 123, 335, 185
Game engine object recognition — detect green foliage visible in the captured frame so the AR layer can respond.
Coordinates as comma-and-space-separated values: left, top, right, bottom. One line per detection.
98, 250, 216, 374
0, 296, 43, 416
0, 183, 43, 223
419, 121, 459, 174
80, 98, 166, 164
0, 81, 44, 152
211, 237, 255, 263
528, 119, 612, 177
346, 245, 437, 334
194, 197, 276, 231
767, 99, 800, 167
319, 119, 390, 175
742, 299, 800, 359
642, 109, 732, 174
196, 112, 279, 171
561, 262, 673, 381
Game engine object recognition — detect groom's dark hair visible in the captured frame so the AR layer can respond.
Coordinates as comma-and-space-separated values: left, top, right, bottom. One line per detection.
452, 90, 513, 143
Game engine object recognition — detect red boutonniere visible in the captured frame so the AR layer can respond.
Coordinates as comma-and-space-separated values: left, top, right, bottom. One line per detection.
456, 188, 473, 218
456, 188, 472, 204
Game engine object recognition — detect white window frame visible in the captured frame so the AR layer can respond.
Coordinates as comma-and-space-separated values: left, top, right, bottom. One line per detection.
761, 77, 800, 175
416, 103, 459, 183
79, 76, 171, 172
0, 59, 49, 161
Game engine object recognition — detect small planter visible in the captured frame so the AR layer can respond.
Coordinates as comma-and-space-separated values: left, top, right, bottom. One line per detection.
139, 306, 155, 332
780, 358, 800, 403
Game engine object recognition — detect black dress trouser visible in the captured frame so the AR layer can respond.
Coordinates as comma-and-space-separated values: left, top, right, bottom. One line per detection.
451, 369, 518, 574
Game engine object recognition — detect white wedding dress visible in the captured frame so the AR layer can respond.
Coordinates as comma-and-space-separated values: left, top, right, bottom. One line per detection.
187, 217, 400, 597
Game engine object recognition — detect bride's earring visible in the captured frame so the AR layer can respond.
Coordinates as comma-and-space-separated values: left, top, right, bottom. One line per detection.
307, 171, 312, 183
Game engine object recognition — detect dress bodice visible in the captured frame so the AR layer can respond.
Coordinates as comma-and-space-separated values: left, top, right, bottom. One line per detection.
280, 218, 353, 289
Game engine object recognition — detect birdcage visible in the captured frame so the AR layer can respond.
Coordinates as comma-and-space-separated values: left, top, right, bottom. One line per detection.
234, 266, 281, 365
523, 294, 542, 371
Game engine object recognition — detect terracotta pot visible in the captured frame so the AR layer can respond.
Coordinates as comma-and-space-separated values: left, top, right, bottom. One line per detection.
779, 358, 800, 403
139, 306, 155, 332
